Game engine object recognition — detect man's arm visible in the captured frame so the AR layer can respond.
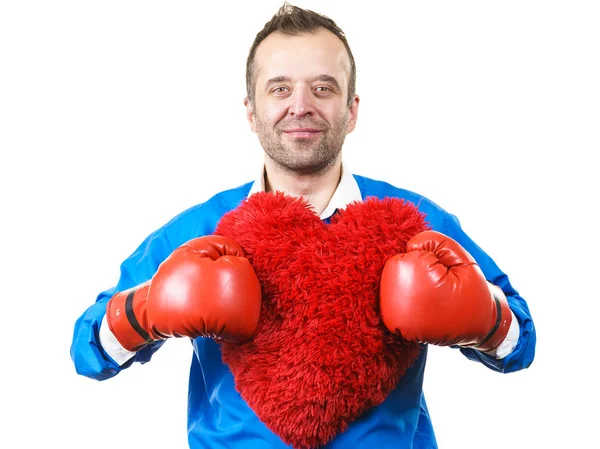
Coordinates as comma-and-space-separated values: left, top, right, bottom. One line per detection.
70, 227, 173, 380
437, 213, 535, 373
380, 214, 535, 374
442, 214, 536, 373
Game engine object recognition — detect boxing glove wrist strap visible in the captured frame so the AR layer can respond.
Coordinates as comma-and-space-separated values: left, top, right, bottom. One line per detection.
106, 282, 155, 352
468, 283, 513, 352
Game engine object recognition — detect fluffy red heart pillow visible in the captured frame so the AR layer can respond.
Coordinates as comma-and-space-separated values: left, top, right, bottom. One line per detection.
215, 191, 430, 449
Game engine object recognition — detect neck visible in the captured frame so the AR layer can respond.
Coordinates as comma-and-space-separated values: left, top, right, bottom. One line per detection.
264, 156, 342, 216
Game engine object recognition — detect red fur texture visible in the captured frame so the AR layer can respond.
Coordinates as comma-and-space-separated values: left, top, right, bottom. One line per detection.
215, 192, 430, 449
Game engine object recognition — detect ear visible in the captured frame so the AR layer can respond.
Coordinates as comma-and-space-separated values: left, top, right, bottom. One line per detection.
346, 94, 360, 134
244, 97, 257, 133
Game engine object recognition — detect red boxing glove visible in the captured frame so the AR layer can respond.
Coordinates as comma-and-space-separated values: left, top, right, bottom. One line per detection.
106, 235, 262, 352
380, 230, 512, 352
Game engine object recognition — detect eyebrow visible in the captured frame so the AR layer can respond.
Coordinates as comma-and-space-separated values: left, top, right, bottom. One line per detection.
265, 74, 342, 92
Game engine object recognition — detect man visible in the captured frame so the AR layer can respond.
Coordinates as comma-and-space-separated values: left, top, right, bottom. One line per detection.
71, 3, 536, 448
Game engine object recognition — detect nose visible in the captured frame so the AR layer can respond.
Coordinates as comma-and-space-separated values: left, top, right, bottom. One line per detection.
288, 86, 315, 118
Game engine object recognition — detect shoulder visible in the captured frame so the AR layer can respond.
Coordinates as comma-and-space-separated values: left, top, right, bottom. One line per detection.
162, 180, 254, 245
352, 174, 454, 230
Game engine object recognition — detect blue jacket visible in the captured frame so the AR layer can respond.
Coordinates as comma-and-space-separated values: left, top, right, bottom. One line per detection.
70, 174, 536, 448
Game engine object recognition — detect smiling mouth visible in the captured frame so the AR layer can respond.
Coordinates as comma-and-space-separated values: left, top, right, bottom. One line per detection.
283, 129, 322, 138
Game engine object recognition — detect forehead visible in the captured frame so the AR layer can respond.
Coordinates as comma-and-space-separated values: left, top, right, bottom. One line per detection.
254, 28, 350, 84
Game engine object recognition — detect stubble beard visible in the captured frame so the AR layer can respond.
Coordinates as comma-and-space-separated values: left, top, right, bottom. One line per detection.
254, 111, 349, 176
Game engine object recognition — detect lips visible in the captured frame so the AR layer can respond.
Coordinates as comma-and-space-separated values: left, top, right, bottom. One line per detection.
283, 128, 322, 138
283, 128, 321, 133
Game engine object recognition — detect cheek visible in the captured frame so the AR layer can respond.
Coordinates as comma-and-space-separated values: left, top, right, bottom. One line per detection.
257, 103, 288, 127
324, 105, 348, 127
320, 100, 346, 118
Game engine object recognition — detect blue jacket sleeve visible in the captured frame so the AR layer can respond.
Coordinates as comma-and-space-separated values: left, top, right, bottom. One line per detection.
68, 183, 251, 381
441, 214, 536, 373
70, 226, 174, 381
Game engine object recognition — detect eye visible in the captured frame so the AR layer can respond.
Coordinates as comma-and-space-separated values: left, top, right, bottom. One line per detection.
315, 86, 335, 97
272, 86, 289, 94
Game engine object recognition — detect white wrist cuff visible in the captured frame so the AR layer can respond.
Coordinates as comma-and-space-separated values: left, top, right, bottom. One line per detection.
484, 311, 520, 359
99, 316, 137, 365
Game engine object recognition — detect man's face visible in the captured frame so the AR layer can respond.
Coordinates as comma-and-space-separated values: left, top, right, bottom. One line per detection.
245, 28, 359, 175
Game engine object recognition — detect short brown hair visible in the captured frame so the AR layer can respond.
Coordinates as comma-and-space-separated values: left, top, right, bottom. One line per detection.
246, 2, 356, 108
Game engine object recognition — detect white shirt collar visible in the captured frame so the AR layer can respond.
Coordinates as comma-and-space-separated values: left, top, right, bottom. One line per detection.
247, 162, 362, 220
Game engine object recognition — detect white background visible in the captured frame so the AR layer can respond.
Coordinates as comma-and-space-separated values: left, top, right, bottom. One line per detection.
1, 1, 599, 448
